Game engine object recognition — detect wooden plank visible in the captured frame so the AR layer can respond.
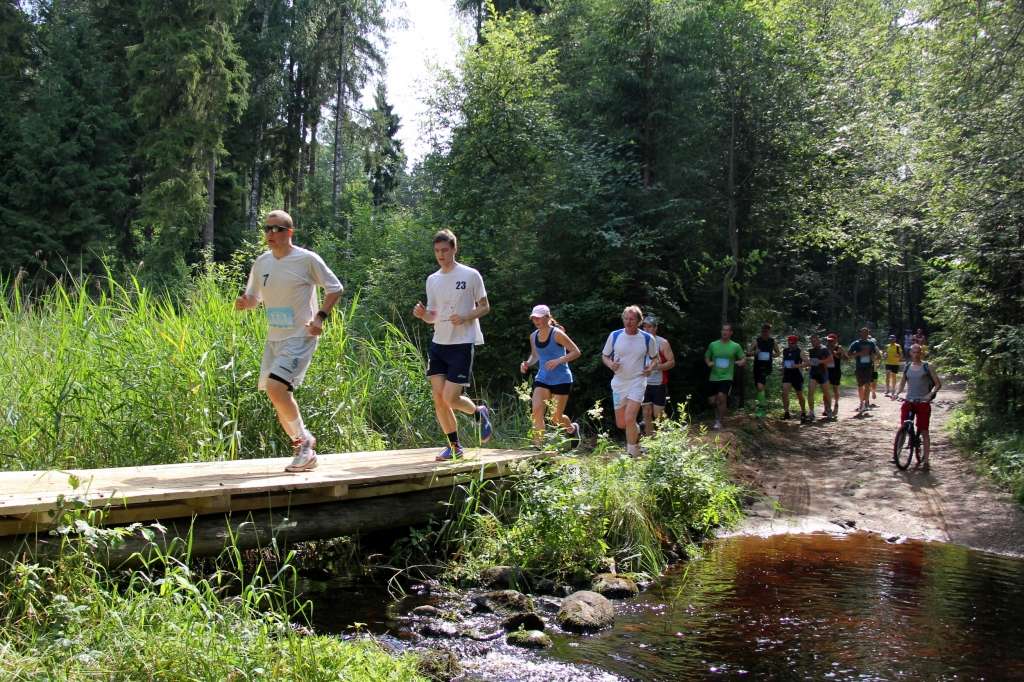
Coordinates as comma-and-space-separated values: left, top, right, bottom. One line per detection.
0, 448, 541, 537
0, 448, 536, 517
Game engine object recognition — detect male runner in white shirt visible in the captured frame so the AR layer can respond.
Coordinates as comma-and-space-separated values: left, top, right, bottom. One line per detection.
235, 210, 343, 472
412, 229, 493, 460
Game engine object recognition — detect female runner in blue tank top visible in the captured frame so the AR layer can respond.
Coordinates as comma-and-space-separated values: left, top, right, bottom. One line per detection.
519, 304, 582, 447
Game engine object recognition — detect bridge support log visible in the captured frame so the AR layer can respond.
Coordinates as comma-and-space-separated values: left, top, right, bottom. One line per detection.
0, 487, 463, 568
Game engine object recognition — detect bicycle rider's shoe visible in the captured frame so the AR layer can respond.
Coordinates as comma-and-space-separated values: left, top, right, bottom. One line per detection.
436, 444, 464, 461
477, 404, 493, 443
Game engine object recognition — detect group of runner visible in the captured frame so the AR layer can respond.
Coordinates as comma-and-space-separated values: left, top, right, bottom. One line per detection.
705, 322, 943, 466
237, 212, 941, 471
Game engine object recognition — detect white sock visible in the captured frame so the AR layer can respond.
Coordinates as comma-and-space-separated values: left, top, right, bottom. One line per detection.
288, 417, 307, 441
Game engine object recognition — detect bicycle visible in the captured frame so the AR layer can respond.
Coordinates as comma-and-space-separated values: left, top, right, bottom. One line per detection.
892, 397, 927, 470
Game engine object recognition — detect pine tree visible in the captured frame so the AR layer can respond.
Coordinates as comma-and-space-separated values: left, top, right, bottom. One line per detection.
129, 0, 249, 280
363, 82, 405, 207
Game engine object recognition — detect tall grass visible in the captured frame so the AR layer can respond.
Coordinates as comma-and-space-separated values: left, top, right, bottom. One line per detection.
0, 518, 424, 680
403, 419, 743, 582
0, 270, 437, 470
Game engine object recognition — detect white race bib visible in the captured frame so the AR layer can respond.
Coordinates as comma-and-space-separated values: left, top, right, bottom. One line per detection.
859, 356, 871, 364
757, 351, 770, 361
715, 357, 730, 369
266, 307, 295, 329
784, 360, 795, 369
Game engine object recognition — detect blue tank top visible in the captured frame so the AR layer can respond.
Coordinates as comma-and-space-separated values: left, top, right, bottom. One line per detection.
534, 328, 573, 385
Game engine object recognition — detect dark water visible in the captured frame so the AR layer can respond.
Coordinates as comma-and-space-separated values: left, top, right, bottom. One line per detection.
303, 533, 1024, 681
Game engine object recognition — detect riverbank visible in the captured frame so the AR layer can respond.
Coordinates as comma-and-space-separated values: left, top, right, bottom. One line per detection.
724, 382, 1024, 556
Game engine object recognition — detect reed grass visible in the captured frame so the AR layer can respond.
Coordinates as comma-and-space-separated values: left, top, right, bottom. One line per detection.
0, 269, 439, 470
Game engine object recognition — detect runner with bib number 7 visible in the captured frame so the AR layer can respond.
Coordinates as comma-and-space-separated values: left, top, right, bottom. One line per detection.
891, 344, 942, 470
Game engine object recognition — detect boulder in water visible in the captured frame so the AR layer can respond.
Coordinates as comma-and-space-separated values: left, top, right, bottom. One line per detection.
556, 590, 615, 632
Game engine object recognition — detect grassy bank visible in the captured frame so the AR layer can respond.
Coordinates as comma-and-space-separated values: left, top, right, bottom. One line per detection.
0, 271, 442, 470
398, 418, 743, 583
949, 408, 1024, 505
0, 524, 423, 681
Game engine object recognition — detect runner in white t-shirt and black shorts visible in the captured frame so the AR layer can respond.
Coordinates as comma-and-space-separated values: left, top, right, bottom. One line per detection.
640, 315, 675, 436
235, 210, 343, 473
412, 229, 493, 461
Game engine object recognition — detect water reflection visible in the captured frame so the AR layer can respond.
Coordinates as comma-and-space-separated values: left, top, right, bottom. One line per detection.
546, 533, 1024, 681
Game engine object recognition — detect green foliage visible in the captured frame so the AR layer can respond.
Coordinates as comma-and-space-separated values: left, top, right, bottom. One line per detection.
0, 520, 424, 681
129, 0, 250, 279
0, 269, 434, 470
419, 419, 742, 581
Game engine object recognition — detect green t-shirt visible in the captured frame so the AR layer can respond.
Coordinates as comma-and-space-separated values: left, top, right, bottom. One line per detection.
706, 339, 745, 381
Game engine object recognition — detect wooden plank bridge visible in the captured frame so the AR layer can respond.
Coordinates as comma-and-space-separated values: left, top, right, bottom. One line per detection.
0, 448, 540, 540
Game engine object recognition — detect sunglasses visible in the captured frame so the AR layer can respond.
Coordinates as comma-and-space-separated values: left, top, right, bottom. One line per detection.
263, 224, 290, 233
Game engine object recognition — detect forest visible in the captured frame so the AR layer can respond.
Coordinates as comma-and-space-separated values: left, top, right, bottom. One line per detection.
1, 0, 1021, 481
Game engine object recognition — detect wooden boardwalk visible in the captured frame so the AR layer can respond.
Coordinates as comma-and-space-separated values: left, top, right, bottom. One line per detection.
0, 448, 540, 537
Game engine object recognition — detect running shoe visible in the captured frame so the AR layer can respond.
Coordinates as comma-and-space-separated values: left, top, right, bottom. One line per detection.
712, 420, 722, 430
435, 444, 465, 461
569, 422, 582, 446
285, 434, 318, 472
783, 411, 792, 420
800, 413, 810, 424
477, 405, 493, 443
755, 407, 766, 418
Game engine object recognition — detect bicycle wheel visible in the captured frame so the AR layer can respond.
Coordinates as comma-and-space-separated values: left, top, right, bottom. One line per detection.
893, 423, 914, 469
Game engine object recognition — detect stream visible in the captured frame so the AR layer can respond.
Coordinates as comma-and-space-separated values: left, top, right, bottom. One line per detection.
301, 532, 1024, 680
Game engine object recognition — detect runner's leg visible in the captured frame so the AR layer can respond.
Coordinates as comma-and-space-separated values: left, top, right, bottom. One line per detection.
624, 399, 642, 450
642, 402, 654, 436
550, 393, 572, 431
531, 386, 551, 446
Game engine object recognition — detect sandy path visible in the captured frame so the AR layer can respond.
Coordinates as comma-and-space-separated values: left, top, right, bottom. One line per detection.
725, 382, 1024, 557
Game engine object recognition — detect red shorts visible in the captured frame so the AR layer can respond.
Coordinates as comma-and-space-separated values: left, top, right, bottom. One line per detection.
900, 401, 931, 432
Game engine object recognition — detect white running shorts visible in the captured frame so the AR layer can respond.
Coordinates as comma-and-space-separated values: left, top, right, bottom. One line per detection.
612, 377, 647, 409
258, 334, 319, 391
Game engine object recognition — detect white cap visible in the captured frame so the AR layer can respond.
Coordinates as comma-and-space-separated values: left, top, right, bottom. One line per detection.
529, 304, 551, 318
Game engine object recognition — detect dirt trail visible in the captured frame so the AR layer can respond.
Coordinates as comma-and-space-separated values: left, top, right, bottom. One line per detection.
724, 382, 1024, 557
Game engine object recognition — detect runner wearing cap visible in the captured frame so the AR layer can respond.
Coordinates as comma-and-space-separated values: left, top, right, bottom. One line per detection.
520, 304, 582, 448
781, 334, 808, 423
807, 333, 833, 421
235, 209, 344, 472
704, 323, 746, 430
640, 315, 676, 435
826, 333, 846, 420
848, 327, 880, 416
883, 334, 904, 396
747, 323, 778, 418
603, 305, 660, 455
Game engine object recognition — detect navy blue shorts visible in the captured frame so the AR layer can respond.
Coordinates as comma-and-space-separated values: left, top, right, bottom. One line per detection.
427, 342, 474, 385
783, 370, 804, 392
710, 380, 732, 396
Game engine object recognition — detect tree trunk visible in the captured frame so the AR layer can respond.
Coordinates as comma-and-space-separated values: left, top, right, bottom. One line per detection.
721, 107, 739, 326
248, 148, 261, 230
332, 11, 347, 218
203, 151, 215, 251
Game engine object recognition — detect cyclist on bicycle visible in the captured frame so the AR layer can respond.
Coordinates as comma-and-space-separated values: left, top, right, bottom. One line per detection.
892, 343, 942, 469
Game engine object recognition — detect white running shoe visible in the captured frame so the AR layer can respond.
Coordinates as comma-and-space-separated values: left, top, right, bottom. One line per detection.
285, 434, 318, 472
712, 420, 722, 431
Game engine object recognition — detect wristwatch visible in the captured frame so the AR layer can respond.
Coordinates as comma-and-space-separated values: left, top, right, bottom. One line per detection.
315, 310, 329, 322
